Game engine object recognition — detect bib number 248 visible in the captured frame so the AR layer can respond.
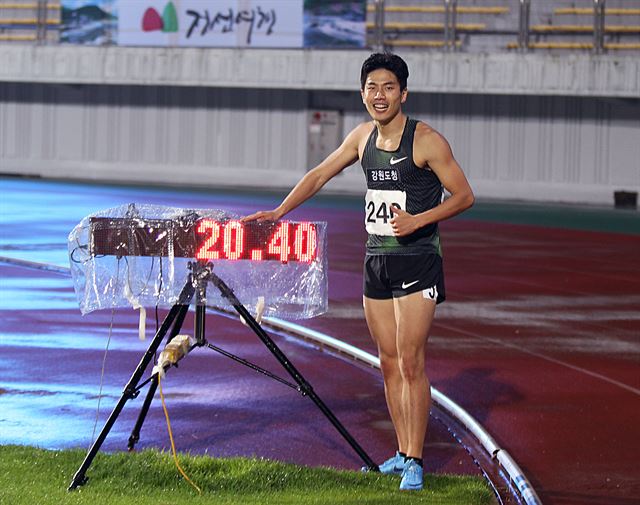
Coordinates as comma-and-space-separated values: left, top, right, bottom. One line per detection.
364, 189, 406, 236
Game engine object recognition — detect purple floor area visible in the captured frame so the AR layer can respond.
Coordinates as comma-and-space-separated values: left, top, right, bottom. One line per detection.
0, 263, 478, 476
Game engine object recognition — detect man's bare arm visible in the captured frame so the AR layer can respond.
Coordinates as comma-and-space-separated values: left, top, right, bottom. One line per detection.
242, 123, 370, 222
390, 123, 474, 236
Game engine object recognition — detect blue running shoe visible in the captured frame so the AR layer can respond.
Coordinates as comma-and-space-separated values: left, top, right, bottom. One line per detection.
378, 451, 406, 475
399, 459, 423, 491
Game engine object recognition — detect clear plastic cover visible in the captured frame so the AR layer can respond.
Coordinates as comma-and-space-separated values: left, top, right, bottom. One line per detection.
68, 204, 328, 319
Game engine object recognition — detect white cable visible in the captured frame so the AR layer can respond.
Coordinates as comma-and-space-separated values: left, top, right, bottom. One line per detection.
123, 278, 147, 340
240, 295, 265, 326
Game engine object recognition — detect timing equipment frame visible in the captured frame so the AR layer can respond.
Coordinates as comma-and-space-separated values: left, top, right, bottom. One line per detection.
68, 260, 378, 490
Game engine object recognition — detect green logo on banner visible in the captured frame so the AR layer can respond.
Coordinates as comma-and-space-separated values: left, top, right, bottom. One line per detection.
162, 2, 178, 32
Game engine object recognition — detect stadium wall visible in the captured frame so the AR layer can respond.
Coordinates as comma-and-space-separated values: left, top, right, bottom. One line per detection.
1, 46, 639, 205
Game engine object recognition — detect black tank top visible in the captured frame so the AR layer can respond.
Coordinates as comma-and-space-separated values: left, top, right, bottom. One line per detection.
361, 117, 443, 256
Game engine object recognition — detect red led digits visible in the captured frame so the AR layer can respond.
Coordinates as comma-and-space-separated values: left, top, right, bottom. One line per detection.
294, 223, 316, 262
267, 222, 290, 262
195, 219, 221, 260
195, 220, 317, 262
223, 220, 244, 260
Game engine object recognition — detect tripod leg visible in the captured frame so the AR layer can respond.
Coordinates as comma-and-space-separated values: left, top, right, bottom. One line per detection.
194, 304, 206, 345
127, 303, 192, 451
127, 375, 158, 451
68, 302, 192, 490
210, 273, 379, 471
241, 304, 378, 470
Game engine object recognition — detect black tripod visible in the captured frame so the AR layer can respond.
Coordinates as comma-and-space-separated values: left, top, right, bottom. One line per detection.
68, 261, 378, 490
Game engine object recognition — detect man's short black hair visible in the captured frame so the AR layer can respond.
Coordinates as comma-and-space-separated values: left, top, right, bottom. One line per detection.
360, 53, 409, 91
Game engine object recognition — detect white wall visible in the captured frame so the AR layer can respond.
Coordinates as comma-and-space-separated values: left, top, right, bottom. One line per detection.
1, 82, 638, 205
2, 46, 640, 98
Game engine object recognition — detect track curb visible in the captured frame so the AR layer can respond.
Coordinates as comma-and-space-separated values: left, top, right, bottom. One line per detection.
260, 318, 542, 505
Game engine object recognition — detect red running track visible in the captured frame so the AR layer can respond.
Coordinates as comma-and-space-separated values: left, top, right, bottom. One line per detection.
283, 203, 640, 505
1, 178, 639, 504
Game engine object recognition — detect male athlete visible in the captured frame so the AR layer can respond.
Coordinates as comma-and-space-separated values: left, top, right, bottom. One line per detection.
242, 52, 474, 491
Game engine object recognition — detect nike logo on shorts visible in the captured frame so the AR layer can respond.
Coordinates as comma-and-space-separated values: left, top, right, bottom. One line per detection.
423, 285, 439, 301
401, 280, 419, 289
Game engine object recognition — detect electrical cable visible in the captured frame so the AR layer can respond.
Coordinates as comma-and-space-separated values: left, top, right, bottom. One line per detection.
90, 257, 121, 445
90, 307, 115, 445
158, 376, 202, 495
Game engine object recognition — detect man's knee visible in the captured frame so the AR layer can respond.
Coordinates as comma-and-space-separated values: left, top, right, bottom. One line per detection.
379, 353, 400, 378
398, 354, 425, 382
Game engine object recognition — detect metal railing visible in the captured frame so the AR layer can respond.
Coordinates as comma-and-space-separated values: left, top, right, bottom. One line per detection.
370, 0, 635, 54
372, 0, 386, 52
0, 0, 58, 43
594, 0, 606, 54
35, 0, 49, 43
517, 0, 530, 52
443, 0, 457, 51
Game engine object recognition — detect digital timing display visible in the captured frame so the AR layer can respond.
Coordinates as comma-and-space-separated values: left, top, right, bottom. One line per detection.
89, 217, 318, 263
195, 220, 317, 262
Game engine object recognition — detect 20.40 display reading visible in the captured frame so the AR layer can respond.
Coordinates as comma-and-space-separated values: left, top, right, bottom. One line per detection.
195, 220, 318, 263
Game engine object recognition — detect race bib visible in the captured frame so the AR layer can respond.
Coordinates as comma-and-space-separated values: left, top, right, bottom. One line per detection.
365, 189, 407, 236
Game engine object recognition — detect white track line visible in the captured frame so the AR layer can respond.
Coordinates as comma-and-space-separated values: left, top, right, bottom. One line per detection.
436, 321, 640, 397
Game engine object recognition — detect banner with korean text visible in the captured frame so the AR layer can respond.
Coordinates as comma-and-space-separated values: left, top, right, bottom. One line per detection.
60, 0, 366, 48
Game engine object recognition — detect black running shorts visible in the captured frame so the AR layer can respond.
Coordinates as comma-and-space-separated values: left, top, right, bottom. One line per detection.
363, 253, 446, 303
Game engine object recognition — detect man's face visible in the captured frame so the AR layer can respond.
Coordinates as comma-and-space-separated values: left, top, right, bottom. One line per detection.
361, 68, 407, 124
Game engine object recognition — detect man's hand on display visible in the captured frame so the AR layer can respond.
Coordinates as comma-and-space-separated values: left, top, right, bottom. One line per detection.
241, 209, 282, 223
390, 205, 418, 237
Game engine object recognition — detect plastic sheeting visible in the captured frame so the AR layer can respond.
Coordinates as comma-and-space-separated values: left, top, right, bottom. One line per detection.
68, 204, 327, 319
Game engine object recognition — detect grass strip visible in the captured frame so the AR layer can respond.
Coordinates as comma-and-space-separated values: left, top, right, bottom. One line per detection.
0, 444, 494, 505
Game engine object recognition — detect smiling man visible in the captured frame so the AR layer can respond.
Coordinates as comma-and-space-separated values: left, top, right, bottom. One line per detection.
243, 52, 474, 491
